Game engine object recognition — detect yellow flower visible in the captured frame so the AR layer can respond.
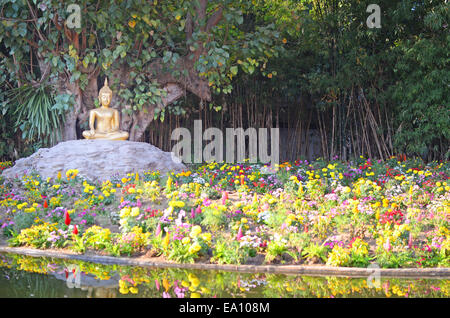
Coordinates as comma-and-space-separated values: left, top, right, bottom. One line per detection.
241, 217, 248, 224
129, 287, 138, 294
189, 242, 201, 254
190, 225, 202, 238
128, 20, 136, 28
120, 207, 131, 217
119, 287, 129, 294
131, 207, 140, 217
181, 280, 190, 288
188, 274, 200, 287
200, 287, 210, 294
163, 233, 170, 249
200, 233, 211, 242
289, 175, 298, 182
182, 237, 191, 245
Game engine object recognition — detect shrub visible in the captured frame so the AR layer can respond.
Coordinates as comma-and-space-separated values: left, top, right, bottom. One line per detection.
326, 245, 351, 267
349, 238, 371, 267
82, 225, 112, 250
212, 239, 249, 265
201, 204, 227, 231
9, 222, 61, 249
302, 242, 328, 263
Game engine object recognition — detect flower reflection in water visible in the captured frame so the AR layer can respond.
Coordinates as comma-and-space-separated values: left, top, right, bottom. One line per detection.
0, 252, 448, 298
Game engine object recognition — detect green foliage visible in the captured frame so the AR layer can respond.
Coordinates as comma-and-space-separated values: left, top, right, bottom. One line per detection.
11, 211, 38, 236
391, 2, 450, 158
0, 0, 281, 137
0, 83, 68, 146
375, 250, 415, 269
200, 205, 227, 231
166, 240, 197, 264
69, 234, 86, 254
212, 239, 249, 265
265, 238, 297, 263
302, 242, 329, 263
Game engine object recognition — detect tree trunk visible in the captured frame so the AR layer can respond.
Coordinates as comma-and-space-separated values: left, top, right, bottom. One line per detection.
57, 69, 99, 142
107, 58, 211, 142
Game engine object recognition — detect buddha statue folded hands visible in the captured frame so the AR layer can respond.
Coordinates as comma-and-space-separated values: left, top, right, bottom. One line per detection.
82, 78, 129, 141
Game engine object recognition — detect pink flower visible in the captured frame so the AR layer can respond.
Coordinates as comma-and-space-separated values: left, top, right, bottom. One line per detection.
236, 227, 243, 241
155, 223, 161, 236
163, 292, 171, 298
221, 191, 229, 205
384, 238, 391, 251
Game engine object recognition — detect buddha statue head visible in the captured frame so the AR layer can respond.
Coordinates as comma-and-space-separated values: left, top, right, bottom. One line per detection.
98, 78, 113, 107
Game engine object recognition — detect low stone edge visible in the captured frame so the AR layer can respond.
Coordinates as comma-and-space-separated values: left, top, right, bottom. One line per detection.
1, 246, 449, 279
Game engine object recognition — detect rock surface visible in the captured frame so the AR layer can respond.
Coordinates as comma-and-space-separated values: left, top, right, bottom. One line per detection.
1, 140, 186, 181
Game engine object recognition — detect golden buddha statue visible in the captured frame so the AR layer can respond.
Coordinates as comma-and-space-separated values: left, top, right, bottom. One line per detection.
82, 78, 129, 140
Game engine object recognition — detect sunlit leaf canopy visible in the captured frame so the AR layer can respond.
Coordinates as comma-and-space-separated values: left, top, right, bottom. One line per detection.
0, 0, 282, 99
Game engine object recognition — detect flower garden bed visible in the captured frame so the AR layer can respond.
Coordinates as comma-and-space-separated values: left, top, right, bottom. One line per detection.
0, 157, 449, 269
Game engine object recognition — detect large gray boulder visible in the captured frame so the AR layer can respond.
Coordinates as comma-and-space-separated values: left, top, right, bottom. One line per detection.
1, 140, 186, 182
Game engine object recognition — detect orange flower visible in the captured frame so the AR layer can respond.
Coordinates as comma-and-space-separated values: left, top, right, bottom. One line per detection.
163, 278, 170, 292
128, 20, 136, 28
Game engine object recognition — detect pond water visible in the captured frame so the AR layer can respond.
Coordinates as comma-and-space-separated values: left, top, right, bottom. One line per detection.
0, 252, 448, 298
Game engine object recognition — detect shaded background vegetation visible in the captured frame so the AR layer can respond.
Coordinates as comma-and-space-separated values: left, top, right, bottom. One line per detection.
0, 0, 448, 162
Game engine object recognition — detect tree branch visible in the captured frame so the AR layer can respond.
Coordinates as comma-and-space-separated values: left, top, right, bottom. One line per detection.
206, 7, 223, 32
185, 13, 193, 41
196, 0, 208, 30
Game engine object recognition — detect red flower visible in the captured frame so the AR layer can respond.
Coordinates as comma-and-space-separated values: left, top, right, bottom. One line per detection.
73, 225, 78, 235
64, 211, 71, 226
43, 200, 48, 209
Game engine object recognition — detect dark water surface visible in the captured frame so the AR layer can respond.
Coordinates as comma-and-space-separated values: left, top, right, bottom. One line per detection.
0, 252, 448, 298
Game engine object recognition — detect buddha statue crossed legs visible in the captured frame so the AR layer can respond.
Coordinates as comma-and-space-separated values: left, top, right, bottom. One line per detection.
82, 78, 129, 141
